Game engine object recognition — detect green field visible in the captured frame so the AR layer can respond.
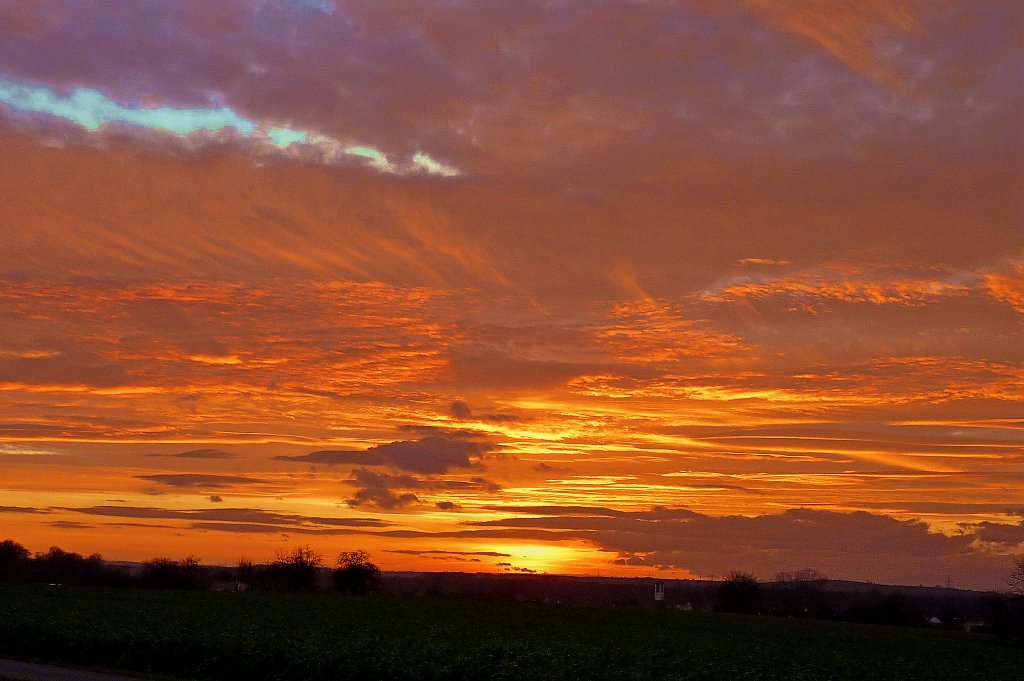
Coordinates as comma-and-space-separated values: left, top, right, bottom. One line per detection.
1, 585, 1021, 680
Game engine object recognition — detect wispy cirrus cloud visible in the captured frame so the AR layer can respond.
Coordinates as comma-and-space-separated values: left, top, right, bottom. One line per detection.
148, 448, 236, 460
984, 264, 1024, 315
135, 474, 264, 489
742, 0, 931, 84
62, 505, 389, 530
0, 443, 59, 456
702, 275, 974, 305
273, 450, 386, 465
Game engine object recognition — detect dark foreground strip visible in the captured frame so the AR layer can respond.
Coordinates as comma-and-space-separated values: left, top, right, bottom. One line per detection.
0, 659, 155, 681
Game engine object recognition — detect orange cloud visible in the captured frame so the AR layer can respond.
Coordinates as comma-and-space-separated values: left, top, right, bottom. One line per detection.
706, 275, 972, 305
744, 0, 931, 84
596, 297, 747, 365
984, 265, 1024, 314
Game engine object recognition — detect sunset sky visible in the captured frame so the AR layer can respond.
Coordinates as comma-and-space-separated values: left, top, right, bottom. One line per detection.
1, 1, 1022, 589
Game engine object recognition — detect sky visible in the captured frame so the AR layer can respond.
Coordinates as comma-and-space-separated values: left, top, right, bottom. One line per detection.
0, 0, 1022, 589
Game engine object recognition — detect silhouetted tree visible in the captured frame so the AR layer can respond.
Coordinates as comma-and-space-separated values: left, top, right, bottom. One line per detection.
0, 539, 30, 581
141, 555, 204, 589
142, 558, 179, 588
1006, 556, 1024, 639
333, 550, 380, 594
31, 546, 110, 585
264, 545, 323, 591
771, 568, 828, 617
981, 593, 1015, 639
236, 558, 259, 590
32, 546, 77, 583
1009, 555, 1024, 596
180, 555, 203, 586
715, 571, 762, 614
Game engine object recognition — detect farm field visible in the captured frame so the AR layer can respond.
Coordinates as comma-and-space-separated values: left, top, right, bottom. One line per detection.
1, 585, 1021, 681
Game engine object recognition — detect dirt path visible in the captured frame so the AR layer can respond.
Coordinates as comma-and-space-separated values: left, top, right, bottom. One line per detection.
0, 659, 166, 681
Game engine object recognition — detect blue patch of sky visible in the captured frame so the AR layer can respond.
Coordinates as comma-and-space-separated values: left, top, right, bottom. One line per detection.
267, 127, 308, 147
292, 0, 335, 13
0, 78, 256, 135
0, 76, 458, 176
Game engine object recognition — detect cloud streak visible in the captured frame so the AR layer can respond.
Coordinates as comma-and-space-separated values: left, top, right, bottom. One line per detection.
135, 474, 264, 489
62, 505, 389, 529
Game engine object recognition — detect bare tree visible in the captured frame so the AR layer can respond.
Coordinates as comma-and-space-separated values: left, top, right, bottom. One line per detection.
265, 545, 323, 591
334, 550, 380, 594
1009, 555, 1024, 596
715, 571, 762, 614
141, 555, 204, 589
772, 569, 828, 617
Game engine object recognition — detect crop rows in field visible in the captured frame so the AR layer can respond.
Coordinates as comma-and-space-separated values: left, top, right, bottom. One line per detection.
1, 585, 1022, 680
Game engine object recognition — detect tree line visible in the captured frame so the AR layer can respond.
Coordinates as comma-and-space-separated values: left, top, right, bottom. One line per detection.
714, 569, 831, 617
0, 539, 379, 594
712, 567, 1024, 637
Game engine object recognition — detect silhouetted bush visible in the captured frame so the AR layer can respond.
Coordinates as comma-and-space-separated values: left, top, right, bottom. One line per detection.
0, 539, 30, 581
262, 545, 323, 592
715, 571, 762, 614
236, 558, 259, 589
30, 546, 116, 586
333, 550, 380, 594
769, 569, 829, 618
843, 593, 924, 627
1009, 555, 1024, 596
141, 556, 205, 590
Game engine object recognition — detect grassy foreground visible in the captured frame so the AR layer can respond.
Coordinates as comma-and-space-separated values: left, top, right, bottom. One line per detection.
1, 584, 1021, 681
